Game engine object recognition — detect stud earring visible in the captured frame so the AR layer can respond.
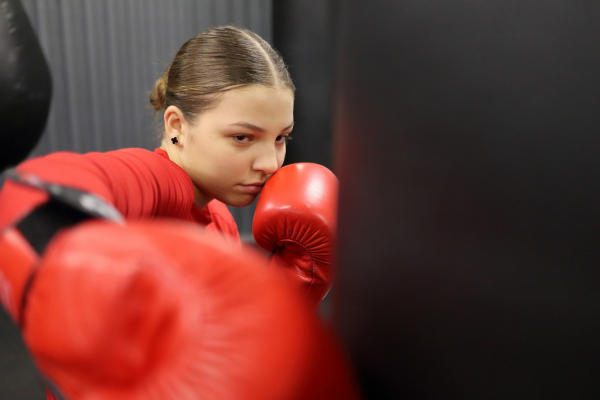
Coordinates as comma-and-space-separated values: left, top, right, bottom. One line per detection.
171, 137, 179, 144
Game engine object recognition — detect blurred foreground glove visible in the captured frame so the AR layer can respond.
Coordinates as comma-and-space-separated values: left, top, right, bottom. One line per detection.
1, 217, 359, 400
253, 163, 338, 310
0, 170, 125, 399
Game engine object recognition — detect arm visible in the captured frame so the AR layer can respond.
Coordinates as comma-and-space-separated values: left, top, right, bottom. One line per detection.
0, 149, 195, 229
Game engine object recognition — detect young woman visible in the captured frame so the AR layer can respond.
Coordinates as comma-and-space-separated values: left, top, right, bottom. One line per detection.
0, 26, 295, 246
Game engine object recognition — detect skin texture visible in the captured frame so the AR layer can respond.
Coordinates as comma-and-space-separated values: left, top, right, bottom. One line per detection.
161, 85, 295, 209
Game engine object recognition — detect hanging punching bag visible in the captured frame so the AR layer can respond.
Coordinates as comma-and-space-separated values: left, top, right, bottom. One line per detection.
0, 0, 52, 171
332, 1, 600, 398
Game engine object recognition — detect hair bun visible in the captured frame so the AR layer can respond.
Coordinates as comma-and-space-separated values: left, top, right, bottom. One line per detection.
149, 73, 168, 111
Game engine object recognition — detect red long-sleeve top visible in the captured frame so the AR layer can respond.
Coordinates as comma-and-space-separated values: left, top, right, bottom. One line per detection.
0, 148, 240, 246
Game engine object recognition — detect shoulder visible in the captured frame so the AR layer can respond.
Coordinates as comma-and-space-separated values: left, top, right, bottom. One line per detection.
85, 148, 165, 164
83, 148, 188, 180
87, 148, 196, 215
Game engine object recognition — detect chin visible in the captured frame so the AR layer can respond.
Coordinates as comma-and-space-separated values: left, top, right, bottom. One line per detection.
222, 195, 257, 208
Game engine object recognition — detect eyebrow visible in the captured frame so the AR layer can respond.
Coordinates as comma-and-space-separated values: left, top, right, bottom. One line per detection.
228, 121, 294, 132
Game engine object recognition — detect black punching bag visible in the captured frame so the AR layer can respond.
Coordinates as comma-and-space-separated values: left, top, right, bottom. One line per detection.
0, 0, 52, 170
332, 1, 600, 398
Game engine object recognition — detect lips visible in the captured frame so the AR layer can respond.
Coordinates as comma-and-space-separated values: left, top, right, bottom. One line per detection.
238, 183, 264, 194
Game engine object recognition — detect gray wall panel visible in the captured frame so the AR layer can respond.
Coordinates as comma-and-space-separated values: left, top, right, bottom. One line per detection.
17, 0, 273, 235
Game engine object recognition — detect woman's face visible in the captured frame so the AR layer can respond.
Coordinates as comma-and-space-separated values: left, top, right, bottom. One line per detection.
168, 85, 294, 208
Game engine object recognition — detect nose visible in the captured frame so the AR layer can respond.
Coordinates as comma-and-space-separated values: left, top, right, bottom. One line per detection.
252, 144, 282, 176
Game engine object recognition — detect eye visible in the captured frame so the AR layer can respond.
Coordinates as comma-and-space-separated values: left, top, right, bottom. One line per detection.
276, 134, 293, 144
233, 135, 252, 144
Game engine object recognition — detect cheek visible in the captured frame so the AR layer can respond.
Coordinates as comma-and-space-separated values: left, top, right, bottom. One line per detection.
214, 150, 253, 175
277, 147, 286, 168
200, 141, 239, 168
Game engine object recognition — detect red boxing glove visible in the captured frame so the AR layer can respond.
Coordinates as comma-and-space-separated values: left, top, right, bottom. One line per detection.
253, 163, 338, 310
0, 227, 39, 324
2, 219, 359, 400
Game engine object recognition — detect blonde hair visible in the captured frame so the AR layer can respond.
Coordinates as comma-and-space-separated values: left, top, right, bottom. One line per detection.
150, 26, 294, 121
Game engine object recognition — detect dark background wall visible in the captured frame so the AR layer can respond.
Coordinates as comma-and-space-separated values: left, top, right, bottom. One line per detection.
273, 1, 338, 170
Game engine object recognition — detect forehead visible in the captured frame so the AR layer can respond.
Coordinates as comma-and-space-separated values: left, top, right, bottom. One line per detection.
201, 85, 294, 127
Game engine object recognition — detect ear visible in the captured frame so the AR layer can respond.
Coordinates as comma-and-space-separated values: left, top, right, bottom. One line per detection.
164, 106, 187, 144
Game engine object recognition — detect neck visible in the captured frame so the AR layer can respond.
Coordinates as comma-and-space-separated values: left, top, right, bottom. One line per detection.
193, 187, 211, 210
160, 137, 212, 210
160, 137, 181, 168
